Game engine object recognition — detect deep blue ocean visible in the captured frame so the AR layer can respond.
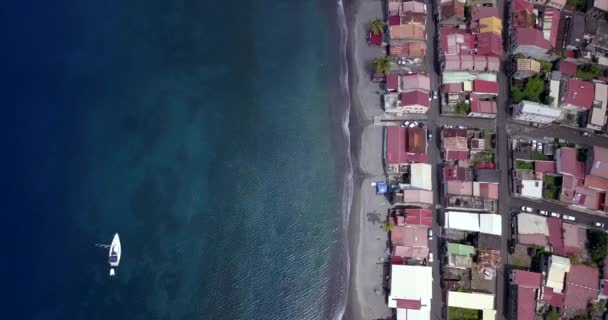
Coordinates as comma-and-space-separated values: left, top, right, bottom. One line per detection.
1, 1, 349, 319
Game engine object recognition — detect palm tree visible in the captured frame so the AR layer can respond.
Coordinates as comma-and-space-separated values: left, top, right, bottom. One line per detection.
369, 18, 385, 35
373, 56, 392, 75
381, 220, 394, 233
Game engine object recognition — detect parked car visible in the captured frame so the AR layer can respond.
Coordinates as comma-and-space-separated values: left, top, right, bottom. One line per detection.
537, 143, 543, 152
428, 131, 433, 141
563, 215, 576, 221
521, 206, 534, 213
428, 229, 433, 240
433, 91, 438, 100
595, 222, 605, 228
538, 210, 548, 216
550, 212, 561, 218
402, 121, 410, 127
428, 253, 433, 263
531, 140, 537, 150
581, 131, 591, 136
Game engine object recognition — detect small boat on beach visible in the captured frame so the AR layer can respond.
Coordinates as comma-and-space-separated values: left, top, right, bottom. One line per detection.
108, 233, 121, 276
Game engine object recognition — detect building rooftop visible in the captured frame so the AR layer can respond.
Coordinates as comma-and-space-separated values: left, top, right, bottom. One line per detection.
559, 60, 577, 77
447, 242, 476, 256
440, 27, 475, 55
516, 27, 552, 50
401, 73, 431, 92
440, 0, 465, 22
472, 6, 499, 21
547, 255, 571, 294
477, 32, 503, 57
517, 287, 537, 320
563, 223, 584, 255
447, 180, 473, 196
474, 181, 499, 199
542, 8, 561, 48
405, 208, 433, 227
391, 225, 429, 248
564, 265, 600, 311
564, 79, 595, 109
572, 185, 605, 210
388, 265, 432, 312
473, 80, 499, 95
401, 189, 434, 204
584, 175, 608, 192
402, 0, 427, 14
517, 213, 549, 235
390, 42, 427, 57
411, 163, 433, 190
556, 147, 585, 179
389, 24, 426, 41
385, 127, 429, 164
535, 161, 556, 174
479, 16, 502, 35
470, 94, 498, 114
514, 270, 542, 289
547, 217, 564, 255
400, 90, 430, 108
591, 146, 608, 179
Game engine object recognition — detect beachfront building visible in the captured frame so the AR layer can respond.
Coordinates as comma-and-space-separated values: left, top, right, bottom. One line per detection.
388, 264, 433, 320
384, 126, 429, 174
384, 90, 430, 115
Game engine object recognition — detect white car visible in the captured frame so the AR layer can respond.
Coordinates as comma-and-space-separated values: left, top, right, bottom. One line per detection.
563, 215, 576, 221
428, 253, 433, 263
537, 144, 543, 152
531, 140, 537, 149
550, 212, 561, 218
428, 229, 433, 240
521, 206, 534, 213
433, 91, 438, 100
538, 210, 549, 216
594, 222, 605, 228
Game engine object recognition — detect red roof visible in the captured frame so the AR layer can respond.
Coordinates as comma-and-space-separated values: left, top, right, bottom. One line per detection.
564, 265, 600, 311
369, 31, 382, 46
475, 162, 496, 169
518, 287, 537, 320
591, 146, 608, 179
550, 292, 565, 308
385, 127, 429, 164
514, 270, 542, 288
470, 94, 498, 114
547, 217, 564, 255
566, 50, 577, 58
476, 32, 503, 57
542, 286, 553, 303
472, 6, 499, 21
535, 161, 556, 174
473, 80, 499, 94
395, 299, 422, 310
564, 79, 595, 109
516, 28, 552, 50
400, 90, 430, 108
560, 60, 578, 77
388, 15, 401, 26
386, 74, 399, 91
513, 0, 534, 13
557, 147, 585, 179
544, 8, 561, 47
442, 128, 467, 138
405, 208, 433, 227
442, 83, 464, 93
446, 150, 470, 160
440, 27, 475, 55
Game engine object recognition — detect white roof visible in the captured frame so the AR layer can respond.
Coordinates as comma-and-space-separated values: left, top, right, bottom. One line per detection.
388, 265, 433, 308
547, 255, 571, 293
479, 214, 502, 236
521, 179, 544, 199
520, 100, 563, 118
396, 306, 431, 320
517, 213, 549, 235
445, 211, 480, 232
591, 83, 608, 127
411, 163, 433, 191
549, 80, 561, 108
447, 291, 495, 310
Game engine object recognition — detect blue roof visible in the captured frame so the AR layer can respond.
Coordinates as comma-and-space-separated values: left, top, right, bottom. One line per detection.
376, 182, 388, 194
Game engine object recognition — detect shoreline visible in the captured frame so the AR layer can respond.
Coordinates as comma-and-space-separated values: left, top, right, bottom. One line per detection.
342, 0, 392, 319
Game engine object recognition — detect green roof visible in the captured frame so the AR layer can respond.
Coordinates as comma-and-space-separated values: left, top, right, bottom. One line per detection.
447, 243, 476, 256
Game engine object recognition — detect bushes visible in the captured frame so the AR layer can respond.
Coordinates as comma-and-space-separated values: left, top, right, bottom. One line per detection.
516, 160, 534, 170
587, 229, 607, 266
511, 75, 545, 103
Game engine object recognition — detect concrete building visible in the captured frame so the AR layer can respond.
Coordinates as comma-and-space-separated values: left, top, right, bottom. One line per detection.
561, 79, 595, 111
447, 291, 496, 320
388, 265, 433, 320
512, 28, 556, 61
439, 0, 466, 27
512, 100, 563, 124
587, 82, 608, 131
546, 255, 571, 293
468, 93, 497, 118
542, 8, 561, 48
521, 179, 544, 199
411, 163, 433, 190
548, 71, 562, 109
513, 58, 541, 79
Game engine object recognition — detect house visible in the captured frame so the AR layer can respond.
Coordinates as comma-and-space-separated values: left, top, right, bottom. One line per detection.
446, 180, 473, 196
564, 265, 600, 311
542, 8, 561, 48
511, 270, 541, 320
565, 12, 586, 50
402, 0, 427, 14
512, 0, 534, 28
411, 163, 433, 190
385, 90, 430, 115
556, 147, 585, 179
389, 24, 426, 42
468, 94, 498, 118
447, 291, 496, 320
385, 127, 429, 173
514, 58, 541, 79
517, 213, 549, 236
587, 82, 608, 131
404, 208, 433, 227
547, 217, 564, 255
546, 0, 566, 9
589, 0, 608, 19
549, 71, 562, 108
535, 160, 557, 179
444, 211, 502, 235
386, 74, 399, 92
444, 165, 473, 181
591, 146, 608, 180
559, 60, 577, 77
471, 6, 499, 31
390, 42, 427, 57
447, 242, 475, 269
512, 100, 563, 124
561, 79, 595, 111
441, 28, 476, 55
476, 32, 503, 57
473, 182, 499, 199
391, 225, 429, 260
560, 175, 582, 203
439, 0, 466, 27
563, 223, 584, 255
473, 80, 498, 95
513, 28, 555, 61
546, 255, 571, 293
521, 179, 544, 199
478, 16, 502, 36
401, 189, 434, 205
401, 11, 427, 25
388, 0, 401, 16
401, 73, 431, 92
388, 265, 432, 319
571, 185, 605, 210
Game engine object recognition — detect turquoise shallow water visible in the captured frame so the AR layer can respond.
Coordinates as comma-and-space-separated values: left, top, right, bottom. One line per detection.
2, 0, 348, 319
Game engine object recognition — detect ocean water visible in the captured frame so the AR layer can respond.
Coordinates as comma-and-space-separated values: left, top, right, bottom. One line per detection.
1, 1, 350, 319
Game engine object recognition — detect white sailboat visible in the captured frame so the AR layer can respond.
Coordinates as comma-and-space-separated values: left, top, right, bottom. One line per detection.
108, 233, 121, 276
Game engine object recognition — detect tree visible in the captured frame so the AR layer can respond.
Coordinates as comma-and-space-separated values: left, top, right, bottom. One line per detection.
381, 220, 394, 232
588, 229, 607, 265
369, 18, 385, 35
544, 308, 559, 320
455, 102, 470, 115
511, 86, 524, 103
545, 96, 555, 105
521, 75, 545, 102
540, 60, 553, 72
373, 56, 392, 75
577, 64, 601, 81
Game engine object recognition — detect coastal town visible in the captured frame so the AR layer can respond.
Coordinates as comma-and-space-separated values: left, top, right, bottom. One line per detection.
348, 0, 608, 319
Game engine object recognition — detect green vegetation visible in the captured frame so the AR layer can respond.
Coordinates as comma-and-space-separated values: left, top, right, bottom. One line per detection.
373, 56, 392, 75
587, 229, 607, 266
515, 53, 526, 59
511, 256, 528, 267
576, 64, 602, 81
369, 18, 385, 35
569, 254, 581, 265
567, 0, 587, 11
545, 96, 554, 106
543, 175, 562, 201
515, 160, 534, 170
544, 308, 559, 320
381, 220, 393, 232
511, 75, 545, 103
531, 151, 548, 160
455, 101, 471, 115
449, 307, 480, 320
531, 13, 537, 26
539, 60, 553, 72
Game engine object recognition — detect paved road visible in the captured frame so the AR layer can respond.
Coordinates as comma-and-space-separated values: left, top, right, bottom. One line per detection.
510, 197, 608, 228
507, 122, 608, 148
